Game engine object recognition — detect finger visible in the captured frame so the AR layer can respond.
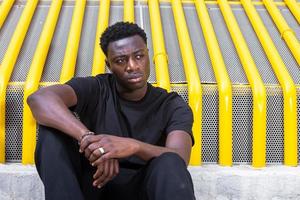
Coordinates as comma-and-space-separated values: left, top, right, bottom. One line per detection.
92, 152, 113, 166
99, 160, 115, 187
94, 161, 110, 188
80, 135, 103, 152
93, 164, 104, 180
114, 159, 119, 175
88, 145, 104, 163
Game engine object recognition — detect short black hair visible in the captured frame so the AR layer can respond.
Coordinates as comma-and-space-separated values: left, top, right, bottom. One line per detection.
100, 21, 147, 56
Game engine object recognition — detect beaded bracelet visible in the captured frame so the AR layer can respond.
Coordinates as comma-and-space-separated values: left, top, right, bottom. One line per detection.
78, 131, 95, 145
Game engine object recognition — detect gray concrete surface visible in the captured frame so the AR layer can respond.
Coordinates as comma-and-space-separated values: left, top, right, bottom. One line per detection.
1, 163, 300, 200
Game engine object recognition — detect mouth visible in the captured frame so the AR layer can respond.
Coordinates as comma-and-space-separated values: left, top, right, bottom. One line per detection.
127, 73, 143, 83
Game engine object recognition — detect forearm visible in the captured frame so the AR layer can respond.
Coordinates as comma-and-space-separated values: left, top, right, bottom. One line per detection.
28, 92, 88, 141
134, 140, 189, 165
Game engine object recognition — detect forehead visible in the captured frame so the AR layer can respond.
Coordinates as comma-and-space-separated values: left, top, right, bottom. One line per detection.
107, 35, 147, 57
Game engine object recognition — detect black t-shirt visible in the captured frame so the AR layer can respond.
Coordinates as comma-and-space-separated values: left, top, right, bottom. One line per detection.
66, 74, 193, 168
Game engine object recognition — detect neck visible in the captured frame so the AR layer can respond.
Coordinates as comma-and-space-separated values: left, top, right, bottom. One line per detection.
116, 83, 148, 101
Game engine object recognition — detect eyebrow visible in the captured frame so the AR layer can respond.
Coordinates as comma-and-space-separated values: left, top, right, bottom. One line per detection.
111, 48, 146, 59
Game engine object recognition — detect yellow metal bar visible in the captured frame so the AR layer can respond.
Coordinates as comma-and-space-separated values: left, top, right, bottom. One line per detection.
284, 0, 300, 24
195, 0, 232, 166
60, 0, 86, 83
218, 0, 267, 167
171, 0, 202, 165
263, 0, 300, 66
148, 0, 171, 91
0, 0, 14, 29
241, 0, 298, 166
0, 0, 38, 163
124, 0, 134, 22
92, 0, 110, 75
22, 0, 63, 164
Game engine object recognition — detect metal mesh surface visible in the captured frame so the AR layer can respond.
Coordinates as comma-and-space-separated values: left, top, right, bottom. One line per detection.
202, 85, 219, 163
232, 6, 278, 84
75, 3, 99, 77
256, 5, 300, 84
160, 4, 186, 83
184, 5, 216, 83
279, 6, 300, 41
266, 86, 284, 163
41, 2, 74, 82
0, 3, 24, 63
5, 86, 23, 162
10, 4, 49, 82
207, 4, 248, 84
232, 86, 253, 164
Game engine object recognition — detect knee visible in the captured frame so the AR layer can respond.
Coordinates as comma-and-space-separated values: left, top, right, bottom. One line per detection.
148, 152, 186, 173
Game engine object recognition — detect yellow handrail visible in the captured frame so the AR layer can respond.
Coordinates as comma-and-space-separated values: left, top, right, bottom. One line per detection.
218, 0, 267, 167
124, 0, 134, 22
263, 0, 300, 66
195, 0, 233, 166
0, 0, 38, 163
171, 0, 202, 165
148, 0, 170, 91
92, 0, 110, 76
284, 0, 300, 24
241, 0, 298, 166
60, 0, 86, 83
22, 0, 63, 164
0, 0, 14, 29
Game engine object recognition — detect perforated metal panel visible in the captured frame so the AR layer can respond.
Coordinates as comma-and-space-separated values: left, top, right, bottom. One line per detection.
202, 85, 219, 163
41, 2, 74, 82
266, 86, 284, 163
184, 5, 216, 83
232, 6, 279, 84
160, 3, 186, 83
75, 2, 99, 77
5, 86, 23, 162
232, 86, 253, 164
0, 2, 24, 63
207, 4, 248, 84
10, 4, 49, 82
256, 5, 300, 84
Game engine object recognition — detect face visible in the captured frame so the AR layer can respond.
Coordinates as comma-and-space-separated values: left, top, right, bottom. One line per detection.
106, 35, 150, 92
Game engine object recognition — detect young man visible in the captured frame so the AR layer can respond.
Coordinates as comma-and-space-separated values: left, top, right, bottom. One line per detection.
28, 22, 195, 200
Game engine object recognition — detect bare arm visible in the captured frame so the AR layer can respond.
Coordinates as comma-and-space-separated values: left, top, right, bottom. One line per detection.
27, 84, 89, 141
81, 130, 193, 166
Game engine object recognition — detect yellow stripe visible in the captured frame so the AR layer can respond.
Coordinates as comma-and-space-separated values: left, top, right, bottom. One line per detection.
284, 0, 300, 24
0, 0, 14, 29
218, 0, 267, 168
92, 0, 110, 75
124, 0, 135, 22
195, 0, 233, 166
171, 0, 202, 165
148, 0, 171, 92
242, 0, 298, 166
60, 0, 86, 83
263, 0, 300, 66
0, 0, 38, 163
22, 0, 63, 164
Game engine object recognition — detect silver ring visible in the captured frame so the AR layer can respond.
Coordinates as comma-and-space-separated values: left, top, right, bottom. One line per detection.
98, 147, 105, 155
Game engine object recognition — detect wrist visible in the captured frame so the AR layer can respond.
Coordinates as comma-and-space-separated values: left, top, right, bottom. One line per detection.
78, 130, 95, 145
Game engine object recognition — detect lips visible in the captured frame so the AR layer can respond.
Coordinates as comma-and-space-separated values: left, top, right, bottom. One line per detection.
127, 73, 143, 83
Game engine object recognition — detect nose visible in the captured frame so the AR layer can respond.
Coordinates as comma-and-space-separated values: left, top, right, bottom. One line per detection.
126, 57, 138, 72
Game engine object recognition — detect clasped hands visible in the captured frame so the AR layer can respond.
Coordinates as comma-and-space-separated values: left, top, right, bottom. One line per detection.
79, 134, 139, 188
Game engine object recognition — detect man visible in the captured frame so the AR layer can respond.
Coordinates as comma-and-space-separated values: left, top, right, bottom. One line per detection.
28, 22, 195, 200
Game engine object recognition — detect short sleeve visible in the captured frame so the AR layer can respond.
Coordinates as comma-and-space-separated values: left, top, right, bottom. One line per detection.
65, 76, 100, 115
165, 94, 194, 145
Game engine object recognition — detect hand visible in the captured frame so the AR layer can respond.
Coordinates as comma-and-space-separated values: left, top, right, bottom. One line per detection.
92, 159, 119, 188
80, 134, 139, 164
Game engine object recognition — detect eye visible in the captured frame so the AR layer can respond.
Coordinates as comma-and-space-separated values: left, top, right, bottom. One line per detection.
115, 58, 125, 64
135, 54, 144, 60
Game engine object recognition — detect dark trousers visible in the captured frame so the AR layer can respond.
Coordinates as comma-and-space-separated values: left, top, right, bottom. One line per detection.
35, 125, 196, 200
